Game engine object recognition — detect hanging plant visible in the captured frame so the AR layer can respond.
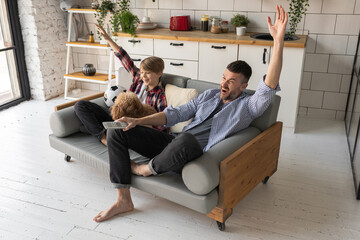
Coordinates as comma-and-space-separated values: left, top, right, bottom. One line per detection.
94, 0, 115, 39
287, 0, 309, 35
111, 0, 140, 37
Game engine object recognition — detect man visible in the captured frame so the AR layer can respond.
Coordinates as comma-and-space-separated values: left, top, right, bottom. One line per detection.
94, 5, 287, 222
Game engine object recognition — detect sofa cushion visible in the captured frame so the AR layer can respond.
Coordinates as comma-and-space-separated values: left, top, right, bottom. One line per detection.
165, 84, 198, 132
182, 127, 261, 195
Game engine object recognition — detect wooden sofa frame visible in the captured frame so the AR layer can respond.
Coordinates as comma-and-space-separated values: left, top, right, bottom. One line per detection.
55, 93, 282, 231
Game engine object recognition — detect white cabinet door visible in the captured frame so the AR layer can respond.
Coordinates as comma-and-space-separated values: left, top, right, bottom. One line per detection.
198, 42, 238, 84
114, 54, 151, 89
163, 59, 198, 79
238, 45, 270, 91
277, 47, 305, 129
154, 39, 198, 61
114, 37, 153, 55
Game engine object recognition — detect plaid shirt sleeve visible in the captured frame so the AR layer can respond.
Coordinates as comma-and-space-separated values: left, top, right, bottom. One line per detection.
114, 47, 141, 92
145, 86, 168, 132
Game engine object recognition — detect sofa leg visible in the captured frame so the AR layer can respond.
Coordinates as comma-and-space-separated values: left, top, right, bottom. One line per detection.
216, 221, 226, 231
262, 176, 270, 184
64, 154, 71, 162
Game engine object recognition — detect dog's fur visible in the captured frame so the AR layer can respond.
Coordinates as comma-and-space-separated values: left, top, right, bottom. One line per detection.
111, 91, 157, 120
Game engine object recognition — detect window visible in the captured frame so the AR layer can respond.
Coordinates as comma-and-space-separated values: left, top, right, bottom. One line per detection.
0, 0, 30, 110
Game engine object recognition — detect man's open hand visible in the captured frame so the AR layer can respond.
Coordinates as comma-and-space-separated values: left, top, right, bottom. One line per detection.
116, 117, 138, 131
267, 5, 288, 42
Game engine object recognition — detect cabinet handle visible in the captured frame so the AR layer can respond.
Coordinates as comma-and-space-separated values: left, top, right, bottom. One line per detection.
128, 39, 141, 43
263, 48, 267, 64
211, 45, 226, 49
170, 62, 184, 66
132, 58, 141, 62
170, 43, 184, 46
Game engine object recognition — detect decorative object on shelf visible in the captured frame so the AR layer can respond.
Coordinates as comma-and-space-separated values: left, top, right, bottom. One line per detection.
82, 64, 96, 76
287, 0, 309, 36
91, 0, 99, 9
94, 0, 115, 39
210, 16, 222, 34
89, 31, 95, 43
111, 0, 140, 36
221, 21, 229, 33
201, 15, 209, 32
231, 14, 249, 36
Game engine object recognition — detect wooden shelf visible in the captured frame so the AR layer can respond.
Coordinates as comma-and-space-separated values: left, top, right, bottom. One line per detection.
68, 8, 97, 14
114, 28, 307, 48
64, 72, 115, 82
66, 41, 110, 48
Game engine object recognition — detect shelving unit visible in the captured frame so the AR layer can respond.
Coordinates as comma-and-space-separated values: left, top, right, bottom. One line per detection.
64, 8, 115, 100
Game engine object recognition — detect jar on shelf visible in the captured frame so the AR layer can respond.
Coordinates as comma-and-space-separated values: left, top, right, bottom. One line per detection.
201, 15, 209, 32
210, 17, 222, 34
221, 21, 230, 33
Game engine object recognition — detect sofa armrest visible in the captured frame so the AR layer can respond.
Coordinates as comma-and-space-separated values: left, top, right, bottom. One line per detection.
218, 121, 282, 209
50, 96, 107, 138
182, 127, 261, 195
54, 92, 104, 111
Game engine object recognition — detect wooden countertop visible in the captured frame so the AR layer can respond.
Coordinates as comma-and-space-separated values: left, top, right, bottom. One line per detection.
115, 28, 307, 48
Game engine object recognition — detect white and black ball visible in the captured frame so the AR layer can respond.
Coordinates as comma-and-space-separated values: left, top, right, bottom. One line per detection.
104, 85, 127, 107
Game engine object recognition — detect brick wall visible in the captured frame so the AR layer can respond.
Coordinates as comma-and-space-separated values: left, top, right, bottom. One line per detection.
18, 0, 75, 100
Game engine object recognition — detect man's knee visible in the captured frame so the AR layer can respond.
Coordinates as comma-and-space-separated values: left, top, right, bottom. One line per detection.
177, 133, 203, 155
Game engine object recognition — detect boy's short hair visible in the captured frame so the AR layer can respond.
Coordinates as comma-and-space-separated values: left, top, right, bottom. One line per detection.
226, 60, 252, 83
140, 56, 164, 74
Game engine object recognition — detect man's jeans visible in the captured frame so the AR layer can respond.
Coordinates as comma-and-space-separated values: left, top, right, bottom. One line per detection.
107, 126, 203, 188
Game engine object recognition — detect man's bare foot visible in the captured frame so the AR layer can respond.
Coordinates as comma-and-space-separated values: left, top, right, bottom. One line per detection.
131, 161, 152, 177
100, 133, 107, 146
93, 200, 134, 222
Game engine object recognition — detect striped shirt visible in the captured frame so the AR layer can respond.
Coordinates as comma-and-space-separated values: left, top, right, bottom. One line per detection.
114, 47, 167, 132
164, 78, 280, 151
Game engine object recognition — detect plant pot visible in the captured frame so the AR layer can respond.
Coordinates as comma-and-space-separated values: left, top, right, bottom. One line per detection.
82, 64, 96, 76
236, 26, 246, 36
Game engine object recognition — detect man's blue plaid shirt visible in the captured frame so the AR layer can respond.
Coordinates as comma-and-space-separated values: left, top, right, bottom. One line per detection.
164, 78, 280, 151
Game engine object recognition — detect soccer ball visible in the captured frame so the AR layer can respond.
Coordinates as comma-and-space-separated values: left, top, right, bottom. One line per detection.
104, 85, 127, 107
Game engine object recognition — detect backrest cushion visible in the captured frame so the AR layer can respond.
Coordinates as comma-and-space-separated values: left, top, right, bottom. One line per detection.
186, 79, 219, 94
161, 73, 189, 88
165, 84, 198, 132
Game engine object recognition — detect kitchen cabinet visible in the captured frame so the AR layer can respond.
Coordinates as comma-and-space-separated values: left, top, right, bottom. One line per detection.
238, 45, 271, 90
199, 42, 238, 83
110, 29, 306, 129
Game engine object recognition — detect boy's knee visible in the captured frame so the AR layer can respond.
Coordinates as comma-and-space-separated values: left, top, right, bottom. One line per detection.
74, 100, 87, 113
178, 133, 202, 153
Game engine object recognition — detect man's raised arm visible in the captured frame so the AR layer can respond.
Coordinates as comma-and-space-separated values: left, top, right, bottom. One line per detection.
264, 5, 288, 89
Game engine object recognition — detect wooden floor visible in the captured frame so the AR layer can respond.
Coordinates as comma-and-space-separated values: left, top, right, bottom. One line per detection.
0, 98, 359, 240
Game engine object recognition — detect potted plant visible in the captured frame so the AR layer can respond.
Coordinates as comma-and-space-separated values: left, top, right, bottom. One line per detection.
111, 0, 139, 37
230, 14, 249, 36
287, 0, 309, 36
94, 0, 115, 40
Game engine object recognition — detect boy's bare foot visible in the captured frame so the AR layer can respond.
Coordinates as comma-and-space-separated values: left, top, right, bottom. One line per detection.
93, 199, 134, 222
130, 161, 152, 177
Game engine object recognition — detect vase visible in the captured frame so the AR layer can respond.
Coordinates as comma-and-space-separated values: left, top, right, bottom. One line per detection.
82, 64, 96, 76
236, 26, 247, 36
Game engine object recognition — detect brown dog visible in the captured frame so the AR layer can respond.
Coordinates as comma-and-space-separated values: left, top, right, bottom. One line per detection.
110, 91, 157, 120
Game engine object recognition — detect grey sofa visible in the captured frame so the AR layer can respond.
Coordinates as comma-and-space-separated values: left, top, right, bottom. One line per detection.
49, 73, 282, 231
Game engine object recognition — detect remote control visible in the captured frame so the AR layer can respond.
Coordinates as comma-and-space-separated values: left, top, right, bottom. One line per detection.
102, 121, 128, 129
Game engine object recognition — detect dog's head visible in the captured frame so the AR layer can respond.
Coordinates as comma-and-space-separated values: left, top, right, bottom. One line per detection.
111, 91, 145, 120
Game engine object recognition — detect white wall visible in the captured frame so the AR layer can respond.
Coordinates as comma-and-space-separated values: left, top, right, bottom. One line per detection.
22, 0, 360, 120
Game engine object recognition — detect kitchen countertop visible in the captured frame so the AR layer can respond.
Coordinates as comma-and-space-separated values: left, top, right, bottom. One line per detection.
115, 28, 307, 48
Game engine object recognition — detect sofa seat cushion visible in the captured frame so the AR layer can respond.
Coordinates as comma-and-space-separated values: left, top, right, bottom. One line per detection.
182, 127, 261, 195
165, 84, 198, 132
49, 133, 218, 214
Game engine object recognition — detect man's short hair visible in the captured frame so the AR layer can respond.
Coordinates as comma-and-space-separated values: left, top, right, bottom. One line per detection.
226, 60, 252, 83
